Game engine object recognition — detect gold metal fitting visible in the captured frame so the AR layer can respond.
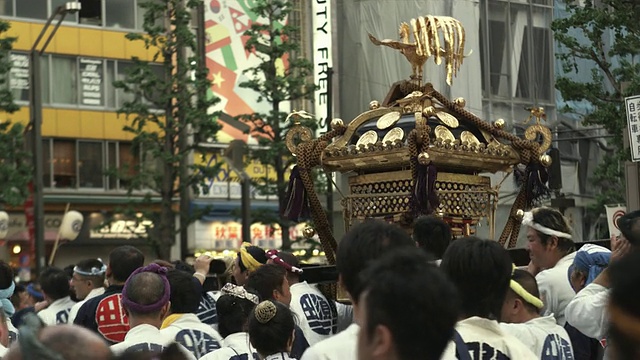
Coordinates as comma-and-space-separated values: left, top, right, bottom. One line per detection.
303, 227, 316, 239
369, 100, 380, 110
515, 209, 525, 221
539, 154, 552, 167
330, 118, 344, 129
453, 97, 466, 108
417, 152, 431, 165
493, 118, 505, 129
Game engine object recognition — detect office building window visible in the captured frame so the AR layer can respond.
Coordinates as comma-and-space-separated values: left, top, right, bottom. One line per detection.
480, 0, 553, 102
106, 0, 135, 29
51, 56, 78, 104
9, 54, 164, 110
479, 0, 555, 129
0, 0, 12, 17
16, 0, 46, 20
115, 61, 135, 108
78, 141, 103, 188
79, 0, 102, 26
45, 139, 138, 191
105, 60, 116, 108
52, 140, 76, 189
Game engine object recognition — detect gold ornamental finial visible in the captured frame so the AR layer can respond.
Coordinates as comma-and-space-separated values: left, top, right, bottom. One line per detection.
523, 107, 547, 125
368, 16, 470, 86
286, 110, 315, 125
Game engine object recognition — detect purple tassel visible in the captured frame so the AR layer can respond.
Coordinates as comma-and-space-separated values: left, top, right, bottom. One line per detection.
413, 162, 440, 215
282, 166, 310, 221
526, 162, 550, 206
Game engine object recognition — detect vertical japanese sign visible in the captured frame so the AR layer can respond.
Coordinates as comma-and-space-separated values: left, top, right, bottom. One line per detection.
312, 0, 332, 128
79, 58, 103, 106
10, 53, 30, 101
626, 95, 640, 162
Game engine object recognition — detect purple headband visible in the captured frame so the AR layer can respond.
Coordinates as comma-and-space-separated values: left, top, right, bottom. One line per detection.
121, 263, 171, 314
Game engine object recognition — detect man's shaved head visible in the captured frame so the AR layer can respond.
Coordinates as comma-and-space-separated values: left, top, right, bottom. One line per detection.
5, 324, 112, 360
125, 272, 167, 312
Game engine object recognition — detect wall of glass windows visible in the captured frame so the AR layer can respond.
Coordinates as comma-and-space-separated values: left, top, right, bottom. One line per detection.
479, 0, 556, 126
41, 138, 143, 191
9, 52, 164, 110
0, 0, 160, 31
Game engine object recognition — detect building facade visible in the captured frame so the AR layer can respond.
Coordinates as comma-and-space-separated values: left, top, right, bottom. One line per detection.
0, 0, 172, 269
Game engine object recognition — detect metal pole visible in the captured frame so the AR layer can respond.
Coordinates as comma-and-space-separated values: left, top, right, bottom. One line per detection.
241, 176, 251, 243
29, 4, 78, 275
30, 50, 45, 275
326, 67, 334, 232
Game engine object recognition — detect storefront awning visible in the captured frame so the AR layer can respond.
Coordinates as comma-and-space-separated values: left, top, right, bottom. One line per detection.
191, 200, 280, 222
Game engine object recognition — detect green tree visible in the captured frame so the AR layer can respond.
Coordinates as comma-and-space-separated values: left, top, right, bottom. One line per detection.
114, 0, 220, 259
239, 0, 317, 250
552, 0, 640, 233
0, 21, 31, 207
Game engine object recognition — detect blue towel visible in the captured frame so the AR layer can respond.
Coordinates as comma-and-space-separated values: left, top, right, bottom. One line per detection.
571, 244, 611, 285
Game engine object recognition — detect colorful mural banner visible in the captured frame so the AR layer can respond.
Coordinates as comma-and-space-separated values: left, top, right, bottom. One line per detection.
205, 0, 290, 145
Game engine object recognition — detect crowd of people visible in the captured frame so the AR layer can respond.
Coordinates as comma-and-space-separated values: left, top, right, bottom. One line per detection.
0, 206, 636, 359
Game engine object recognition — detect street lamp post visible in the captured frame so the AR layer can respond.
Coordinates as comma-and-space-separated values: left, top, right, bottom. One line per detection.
30, 2, 81, 275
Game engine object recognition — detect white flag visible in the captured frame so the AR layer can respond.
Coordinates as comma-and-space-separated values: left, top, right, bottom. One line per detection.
605, 205, 627, 238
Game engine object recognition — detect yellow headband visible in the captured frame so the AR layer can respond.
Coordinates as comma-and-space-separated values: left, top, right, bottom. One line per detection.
239, 242, 264, 273
510, 264, 544, 309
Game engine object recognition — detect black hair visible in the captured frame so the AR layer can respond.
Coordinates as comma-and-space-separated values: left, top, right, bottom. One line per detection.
336, 219, 415, 304
440, 237, 512, 320
11, 283, 25, 308
276, 251, 300, 283
124, 272, 166, 315
39, 267, 71, 301
413, 215, 452, 258
0, 261, 14, 289
531, 207, 575, 253
237, 246, 268, 272
358, 248, 459, 360
216, 294, 256, 338
245, 264, 286, 301
617, 210, 640, 246
75, 259, 106, 286
109, 245, 145, 282
171, 260, 195, 274
609, 250, 640, 358
166, 269, 200, 314
248, 300, 295, 357
508, 269, 540, 314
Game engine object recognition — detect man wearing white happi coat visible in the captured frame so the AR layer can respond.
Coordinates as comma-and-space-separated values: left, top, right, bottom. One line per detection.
200, 332, 258, 360
160, 268, 223, 359
302, 220, 416, 360
67, 259, 106, 324
109, 264, 195, 360
266, 250, 338, 346
501, 269, 574, 359
565, 210, 640, 359
522, 207, 576, 326
440, 238, 537, 359
37, 267, 76, 326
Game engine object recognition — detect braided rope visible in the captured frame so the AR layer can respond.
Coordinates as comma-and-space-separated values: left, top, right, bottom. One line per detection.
498, 187, 528, 247
295, 125, 347, 265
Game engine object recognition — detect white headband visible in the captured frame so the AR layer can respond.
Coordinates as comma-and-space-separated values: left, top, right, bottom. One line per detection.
522, 211, 573, 239
74, 260, 107, 276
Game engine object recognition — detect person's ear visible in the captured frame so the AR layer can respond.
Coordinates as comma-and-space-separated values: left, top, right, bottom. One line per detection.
105, 264, 113, 278
547, 236, 559, 250
513, 298, 524, 312
371, 325, 394, 357
160, 302, 171, 319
